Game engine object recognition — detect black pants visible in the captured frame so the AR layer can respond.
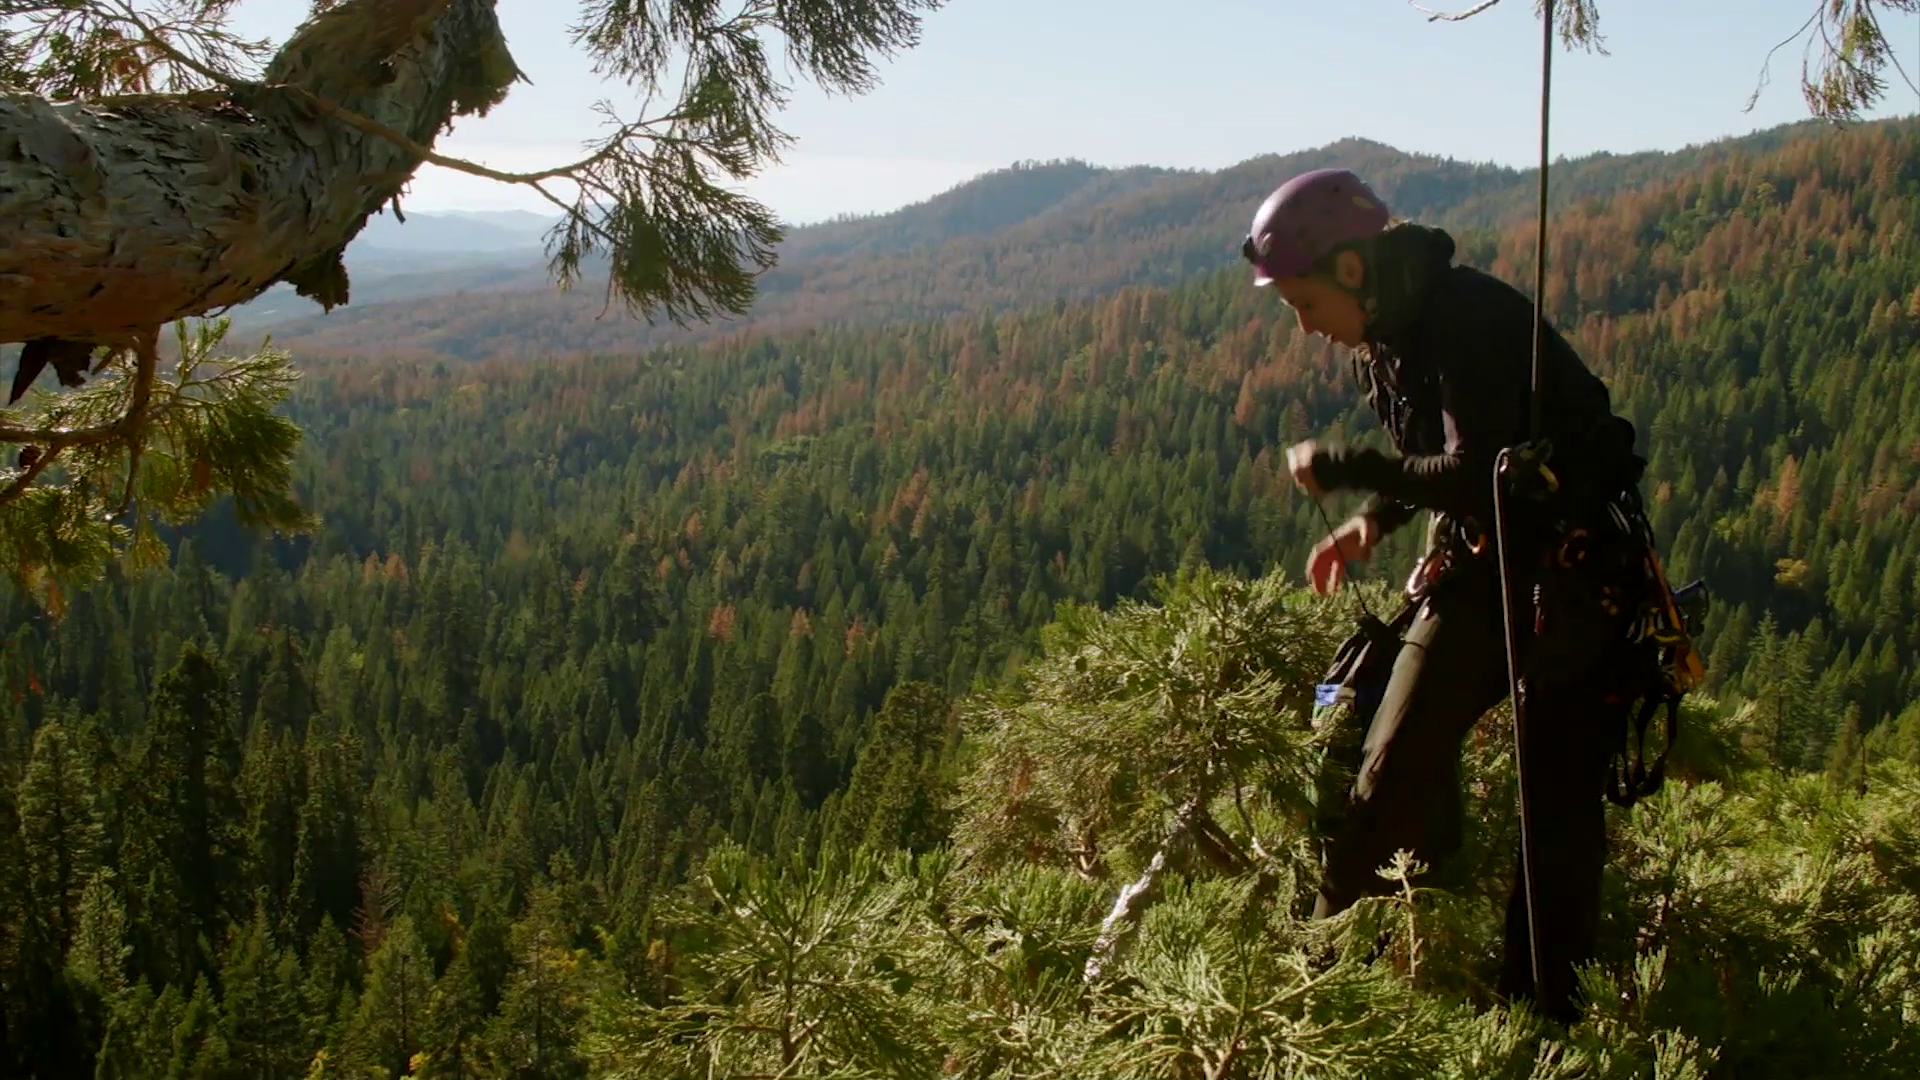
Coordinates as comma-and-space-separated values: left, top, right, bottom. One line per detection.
1311, 562, 1628, 1023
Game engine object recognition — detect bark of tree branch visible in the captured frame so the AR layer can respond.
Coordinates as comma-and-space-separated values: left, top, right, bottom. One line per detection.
0, 0, 523, 347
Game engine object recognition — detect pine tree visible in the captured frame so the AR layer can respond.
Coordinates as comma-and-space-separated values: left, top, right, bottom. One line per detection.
418, 948, 488, 1080
217, 909, 310, 1080
291, 730, 364, 937
93, 982, 179, 1080
237, 724, 304, 927
17, 715, 105, 953
344, 914, 434, 1078
1824, 704, 1869, 795
169, 975, 232, 1080
484, 915, 590, 1080
56, 867, 130, 1057
297, 917, 355, 1057
119, 643, 246, 989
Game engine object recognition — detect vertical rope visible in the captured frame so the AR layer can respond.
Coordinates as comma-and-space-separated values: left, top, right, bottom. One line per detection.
1529, 3, 1555, 442
1501, 0, 1558, 1008
1312, 499, 1375, 623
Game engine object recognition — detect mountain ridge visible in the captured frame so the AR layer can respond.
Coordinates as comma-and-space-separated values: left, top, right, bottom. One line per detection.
231, 119, 1849, 361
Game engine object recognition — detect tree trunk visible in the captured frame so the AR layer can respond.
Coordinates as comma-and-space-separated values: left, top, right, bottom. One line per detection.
0, 0, 522, 347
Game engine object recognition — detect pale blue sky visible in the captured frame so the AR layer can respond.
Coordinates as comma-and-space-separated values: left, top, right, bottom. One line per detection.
227, 0, 1920, 222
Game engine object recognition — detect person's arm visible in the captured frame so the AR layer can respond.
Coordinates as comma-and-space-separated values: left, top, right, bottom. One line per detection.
1311, 298, 1531, 521
1310, 432, 1490, 522
1357, 495, 1419, 536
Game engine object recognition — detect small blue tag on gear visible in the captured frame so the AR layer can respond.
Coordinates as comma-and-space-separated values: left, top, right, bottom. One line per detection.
1311, 683, 1350, 733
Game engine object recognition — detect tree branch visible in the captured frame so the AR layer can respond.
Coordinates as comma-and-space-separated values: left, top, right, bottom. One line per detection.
1, 0, 275, 98
1799, 1, 1920, 119
1860, 2, 1920, 102
0, 328, 158, 504
1410, 0, 1606, 52
1, 0, 524, 345
99, 2, 625, 195
1411, 0, 1916, 120
1189, 808, 1252, 875
1745, 9, 1826, 112
274, 80, 669, 187
1085, 795, 1205, 984
1408, 0, 1504, 23
97, 0, 235, 89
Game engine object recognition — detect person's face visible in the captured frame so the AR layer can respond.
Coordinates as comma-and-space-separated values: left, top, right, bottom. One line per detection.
1272, 250, 1368, 349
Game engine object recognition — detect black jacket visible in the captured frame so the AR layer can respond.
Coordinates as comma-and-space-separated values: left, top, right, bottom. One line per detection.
1311, 225, 1642, 541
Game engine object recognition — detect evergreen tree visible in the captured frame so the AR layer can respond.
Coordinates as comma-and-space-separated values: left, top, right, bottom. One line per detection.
18, 715, 105, 954
344, 915, 434, 1078
119, 644, 246, 990
210, 908, 308, 1080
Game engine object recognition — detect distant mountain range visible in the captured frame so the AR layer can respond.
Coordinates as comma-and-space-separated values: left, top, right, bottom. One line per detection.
224, 120, 1842, 362
226, 209, 561, 326
358, 208, 557, 251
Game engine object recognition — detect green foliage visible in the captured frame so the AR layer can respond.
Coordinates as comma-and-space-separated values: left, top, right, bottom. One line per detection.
954, 567, 1344, 882
588, 845, 944, 1078
575, 572, 1920, 1079
0, 1, 271, 98
553, 0, 947, 321
0, 319, 312, 607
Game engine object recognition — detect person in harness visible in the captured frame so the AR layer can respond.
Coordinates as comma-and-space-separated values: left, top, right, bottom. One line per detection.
1243, 168, 1695, 1024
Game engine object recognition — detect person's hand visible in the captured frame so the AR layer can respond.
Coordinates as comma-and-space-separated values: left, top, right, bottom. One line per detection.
1286, 439, 1327, 498
1307, 514, 1379, 595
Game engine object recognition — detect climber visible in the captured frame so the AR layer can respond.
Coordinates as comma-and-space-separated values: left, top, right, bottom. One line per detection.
1242, 167, 1652, 1024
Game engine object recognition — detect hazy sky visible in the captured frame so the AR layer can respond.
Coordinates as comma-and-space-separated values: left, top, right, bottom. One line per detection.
225, 0, 1920, 223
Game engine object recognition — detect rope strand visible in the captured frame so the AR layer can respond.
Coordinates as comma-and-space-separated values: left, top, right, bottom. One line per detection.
1529, 2, 1555, 442
1499, 0, 1559, 1008
1312, 498, 1376, 623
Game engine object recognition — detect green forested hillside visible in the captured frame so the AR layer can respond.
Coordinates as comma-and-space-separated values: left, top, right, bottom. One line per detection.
252, 123, 1847, 363
4, 118, 1920, 1077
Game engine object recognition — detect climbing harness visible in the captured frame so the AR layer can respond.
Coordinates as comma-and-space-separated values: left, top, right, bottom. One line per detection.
1594, 492, 1709, 807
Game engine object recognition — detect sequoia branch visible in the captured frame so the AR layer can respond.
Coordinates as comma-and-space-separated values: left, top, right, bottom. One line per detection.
0, 329, 159, 504
0, 0, 523, 346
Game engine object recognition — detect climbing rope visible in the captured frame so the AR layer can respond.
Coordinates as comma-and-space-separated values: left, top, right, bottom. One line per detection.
1493, 0, 1559, 1005
1312, 497, 1376, 624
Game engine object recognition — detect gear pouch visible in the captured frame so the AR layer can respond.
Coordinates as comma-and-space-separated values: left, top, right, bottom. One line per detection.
1309, 597, 1421, 839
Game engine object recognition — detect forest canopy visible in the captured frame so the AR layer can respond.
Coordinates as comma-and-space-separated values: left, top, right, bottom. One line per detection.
6, 113, 1920, 1077
5, 3, 1920, 1077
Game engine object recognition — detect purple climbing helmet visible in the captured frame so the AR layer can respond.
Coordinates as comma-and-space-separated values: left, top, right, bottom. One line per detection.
1242, 168, 1392, 286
